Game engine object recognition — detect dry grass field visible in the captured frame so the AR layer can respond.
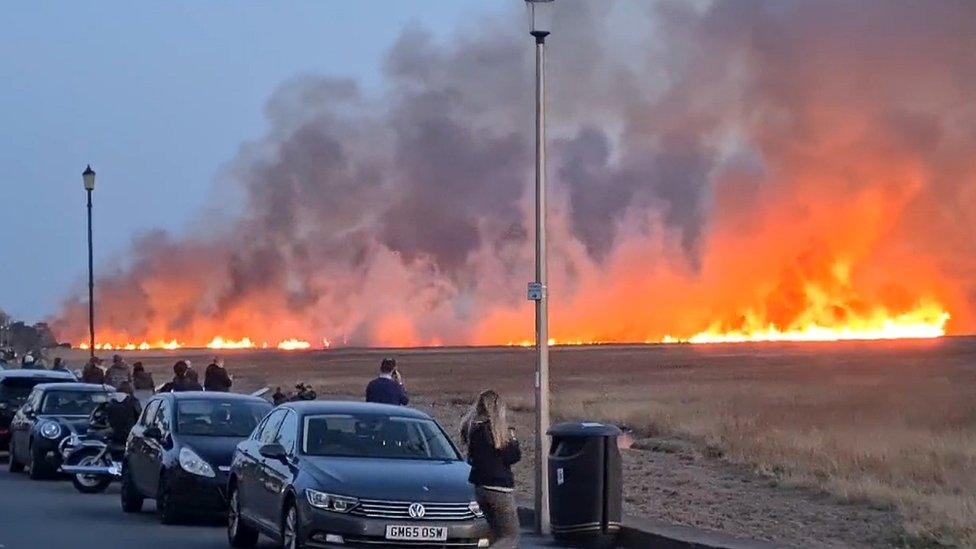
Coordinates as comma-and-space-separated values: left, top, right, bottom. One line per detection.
57, 337, 976, 547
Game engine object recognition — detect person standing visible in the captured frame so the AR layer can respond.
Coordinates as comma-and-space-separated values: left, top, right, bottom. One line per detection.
105, 354, 132, 389
365, 358, 408, 405
51, 357, 69, 372
21, 352, 37, 369
460, 390, 521, 549
82, 357, 106, 384
159, 360, 201, 392
186, 366, 202, 390
132, 362, 155, 390
89, 381, 142, 444
204, 356, 233, 392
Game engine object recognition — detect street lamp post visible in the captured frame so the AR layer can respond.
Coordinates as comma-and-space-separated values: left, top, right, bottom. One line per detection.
83, 165, 96, 358
526, 0, 554, 536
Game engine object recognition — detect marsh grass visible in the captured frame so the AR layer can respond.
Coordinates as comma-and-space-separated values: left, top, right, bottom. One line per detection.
91, 338, 976, 546
554, 379, 976, 547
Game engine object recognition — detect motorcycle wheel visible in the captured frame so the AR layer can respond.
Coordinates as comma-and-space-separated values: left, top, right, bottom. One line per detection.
69, 449, 112, 494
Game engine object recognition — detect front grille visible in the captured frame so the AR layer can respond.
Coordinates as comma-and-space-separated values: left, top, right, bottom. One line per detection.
350, 499, 476, 521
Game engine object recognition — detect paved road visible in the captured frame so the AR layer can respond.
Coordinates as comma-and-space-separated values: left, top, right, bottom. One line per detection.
0, 459, 558, 548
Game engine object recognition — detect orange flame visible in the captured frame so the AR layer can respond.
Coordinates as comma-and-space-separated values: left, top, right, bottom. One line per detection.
78, 336, 321, 351
277, 339, 311, 351
687, 303, 950, 344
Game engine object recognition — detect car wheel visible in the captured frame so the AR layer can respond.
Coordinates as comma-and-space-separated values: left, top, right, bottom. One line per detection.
120, 463, 144, 513
281, 501, 302, 549
157, 474, 181, 525
27, 441, 50, 480
227, 486, 259, 548
7, 438, 24, 473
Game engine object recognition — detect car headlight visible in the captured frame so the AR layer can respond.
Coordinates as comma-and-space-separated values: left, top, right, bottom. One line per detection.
469, 501, 484, 518
178, 447, 216, 478
306, 489, 359, 513
40, 421, 62, 440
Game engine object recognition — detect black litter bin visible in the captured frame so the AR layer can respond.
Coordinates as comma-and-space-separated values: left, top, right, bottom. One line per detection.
547, 422, 623, 547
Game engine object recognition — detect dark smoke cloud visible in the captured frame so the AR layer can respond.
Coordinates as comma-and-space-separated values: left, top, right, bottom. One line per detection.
52, 1, 976, 344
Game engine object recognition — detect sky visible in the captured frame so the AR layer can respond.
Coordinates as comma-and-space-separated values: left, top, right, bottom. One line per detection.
0, 1, 510, 323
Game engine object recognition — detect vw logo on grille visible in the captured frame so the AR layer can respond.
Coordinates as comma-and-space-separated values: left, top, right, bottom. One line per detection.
408, 503, 426, 519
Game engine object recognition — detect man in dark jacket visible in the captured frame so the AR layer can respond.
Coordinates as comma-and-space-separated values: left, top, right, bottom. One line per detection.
365, 358, 408, 405
132, 362, 155, 391
82, 357, 105, 384
159, 360, 202, 392
90, 382, 142, 444
52, 357, 70, 372
204, 357, 233, 392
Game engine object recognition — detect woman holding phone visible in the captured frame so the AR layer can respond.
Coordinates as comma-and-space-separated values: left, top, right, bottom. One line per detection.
460, 390, 522, 548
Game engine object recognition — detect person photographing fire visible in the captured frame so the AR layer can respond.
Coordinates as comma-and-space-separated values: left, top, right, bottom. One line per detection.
365, 357, 408, 406
204, 356, 233, 392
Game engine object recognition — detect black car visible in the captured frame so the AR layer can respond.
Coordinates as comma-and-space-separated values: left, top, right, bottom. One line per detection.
0, 369, 77, 452
227, 401, 490, 549
8, 382, 113, 479
120, 391, 272, 524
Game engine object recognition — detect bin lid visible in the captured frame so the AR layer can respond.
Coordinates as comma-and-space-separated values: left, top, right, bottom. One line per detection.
547, 421, 622, 437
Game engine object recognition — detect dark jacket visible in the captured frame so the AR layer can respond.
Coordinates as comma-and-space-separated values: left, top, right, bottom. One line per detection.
90, 396, 141, 443
466, 421, 521, 489
104, 363, 132, 389
159, 375, 202, 393
204, 363, 232, 392
365, 377, 409, 406
133, 370, 155, 391
82, 364, 105, 384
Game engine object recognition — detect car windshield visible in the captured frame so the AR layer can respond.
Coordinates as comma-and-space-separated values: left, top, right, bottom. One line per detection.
40, 391, 111, 416
303, 414, 460, 461
0, 378, 63, 403
176, 399, 271, 437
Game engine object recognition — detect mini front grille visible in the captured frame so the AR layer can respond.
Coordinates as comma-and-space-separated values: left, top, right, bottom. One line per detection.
349, 499, 476, 521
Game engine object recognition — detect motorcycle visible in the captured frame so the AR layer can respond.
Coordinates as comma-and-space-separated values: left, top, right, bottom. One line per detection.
292, 383, 318, 401
59, 429, 124, 494
271, 383, 317, 405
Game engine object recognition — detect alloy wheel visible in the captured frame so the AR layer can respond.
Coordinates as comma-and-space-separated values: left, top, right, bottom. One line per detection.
7, 439, 23, 473
229, 491, 241, 538
227, 486, 259, 548
158, 477, 179, 524
283, 505, 298, 549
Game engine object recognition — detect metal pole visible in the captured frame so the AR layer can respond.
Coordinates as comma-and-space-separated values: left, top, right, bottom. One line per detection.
532, 28, 551, 536
87, 188, 95, 358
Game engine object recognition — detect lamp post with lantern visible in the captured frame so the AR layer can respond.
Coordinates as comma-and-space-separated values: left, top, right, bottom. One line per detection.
83, 165, 96, 358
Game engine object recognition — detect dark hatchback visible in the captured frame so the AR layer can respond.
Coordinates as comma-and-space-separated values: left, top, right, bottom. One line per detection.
0, 369, 77, 451
120, 391, 272, 524
8, 382, 113, 479
227, 401, 490, 549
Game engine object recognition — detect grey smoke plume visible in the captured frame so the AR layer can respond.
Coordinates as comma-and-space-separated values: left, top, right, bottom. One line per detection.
53, 1, 976, 345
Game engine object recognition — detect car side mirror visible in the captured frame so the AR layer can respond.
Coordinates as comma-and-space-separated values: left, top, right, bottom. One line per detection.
144, 426, 162, 440
24, 409, 36, 420
259, 443, 288, 461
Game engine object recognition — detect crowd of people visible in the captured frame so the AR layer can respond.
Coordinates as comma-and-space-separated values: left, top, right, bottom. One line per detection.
77, 354, 235, 394
5, 350, 521, 544
0, 348, 71, 370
